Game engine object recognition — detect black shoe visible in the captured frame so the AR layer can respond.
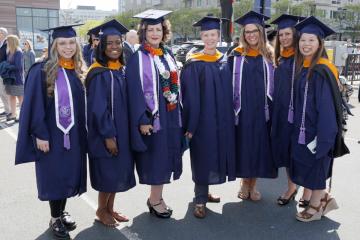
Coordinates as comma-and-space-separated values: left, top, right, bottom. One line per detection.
298, 199, 310, 208
0, 111, 8, 116
147, 199, 172, 218
61, 212, 77, 231
49, 218, 70, 239
160, 198, 173, 213
277, 189, 297, 206
6, 115, 16, 122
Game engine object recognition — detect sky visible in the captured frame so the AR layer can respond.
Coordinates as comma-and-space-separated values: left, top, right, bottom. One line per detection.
61, 0, 118, 11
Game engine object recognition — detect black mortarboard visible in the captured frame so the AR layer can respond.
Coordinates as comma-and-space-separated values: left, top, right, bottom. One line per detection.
235, 10, 270, 26
193, 16, 226, 31
294, 16, 335, 39
90, 19, 128, 37
271, 14, 305, 30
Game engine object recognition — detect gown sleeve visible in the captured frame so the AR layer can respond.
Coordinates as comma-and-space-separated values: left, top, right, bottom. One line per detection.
180, 62, 201, 135
125, 52, 149, 152
315, 72, 338, 159
87, 71, 117, 139
15, 63, 49, 164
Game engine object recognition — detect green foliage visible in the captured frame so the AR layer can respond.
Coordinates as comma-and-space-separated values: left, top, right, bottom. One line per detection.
77, 20, 103, 38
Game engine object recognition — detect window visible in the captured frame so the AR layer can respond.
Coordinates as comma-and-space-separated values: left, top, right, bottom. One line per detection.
16, 7, 59, 51
197, 0, 202, 7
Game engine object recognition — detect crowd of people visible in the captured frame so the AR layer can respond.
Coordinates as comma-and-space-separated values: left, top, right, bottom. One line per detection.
10, 8, 350, 240
0, 27, 48, 122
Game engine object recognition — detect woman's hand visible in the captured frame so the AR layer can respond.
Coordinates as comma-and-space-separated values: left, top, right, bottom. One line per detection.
105, 138, 118, 156
185, 132, 193, 139
36, 138, 50, 153
140, 124, 153, 135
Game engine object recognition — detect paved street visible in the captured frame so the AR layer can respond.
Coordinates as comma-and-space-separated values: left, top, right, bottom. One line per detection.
0, 89, 359, 240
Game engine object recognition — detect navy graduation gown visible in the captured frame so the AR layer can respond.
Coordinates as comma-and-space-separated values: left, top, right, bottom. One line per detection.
86, 67, 136, 192
82, 44, 94, 67
126, 49, 182, 185
271, 54, 295, 168
15, 63, 87, 201
228, 51, 277, 178
290, 63, 338, 190
181, 55, 236, 185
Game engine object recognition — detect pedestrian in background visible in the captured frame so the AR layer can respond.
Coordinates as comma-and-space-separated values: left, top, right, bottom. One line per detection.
0, 27, 10, 117
5, 34, 24, 122
123, 29, 139, 65
23, 39, 36, 77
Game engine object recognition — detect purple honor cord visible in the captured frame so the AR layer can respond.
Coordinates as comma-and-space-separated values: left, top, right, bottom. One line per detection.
298, 80, 309, 145
288, 59, 296, 123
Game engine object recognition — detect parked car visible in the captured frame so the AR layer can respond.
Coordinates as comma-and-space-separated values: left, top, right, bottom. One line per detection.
175, 42, 198, 64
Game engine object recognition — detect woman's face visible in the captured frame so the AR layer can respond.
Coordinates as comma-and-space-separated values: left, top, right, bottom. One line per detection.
56, 37, 77, 59
244, 24, 260, 48
299, 33, 319, 59
145, 23, 163, 48
23, 41, 30, 51
200, 29, 219, 51
278, 27, 294, 49
105, 35, 122, 60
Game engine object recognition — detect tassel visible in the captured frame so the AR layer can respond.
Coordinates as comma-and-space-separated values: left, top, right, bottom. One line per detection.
153, 116, 161, 133
265, 104, 270, 122
235, 115, 239, 126
298, 127, 306, 145
64, 133, 70, 150
288, 107, 294, 123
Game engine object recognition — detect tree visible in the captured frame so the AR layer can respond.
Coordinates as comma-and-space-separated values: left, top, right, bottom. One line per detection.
77, 20, 103, 39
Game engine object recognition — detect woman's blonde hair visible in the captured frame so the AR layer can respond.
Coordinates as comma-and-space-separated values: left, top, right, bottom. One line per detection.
24, 39, 34, 51
43, 38, 86, 97
6, 35, 20, 55
240, 24, 273, 62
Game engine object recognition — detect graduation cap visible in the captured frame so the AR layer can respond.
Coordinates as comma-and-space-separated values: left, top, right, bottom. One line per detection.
235, 10, 270, 26
41, 24, 83, 56
193, 16, 228, 31
41, 23, 83, 40
294, 16, 335, 39
271, 14, 305, 30
133, 9, 172, 25
89, 19, 128, 37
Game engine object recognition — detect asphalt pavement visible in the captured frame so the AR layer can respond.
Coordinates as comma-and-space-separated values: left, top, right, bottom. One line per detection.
0, 89, 359, 240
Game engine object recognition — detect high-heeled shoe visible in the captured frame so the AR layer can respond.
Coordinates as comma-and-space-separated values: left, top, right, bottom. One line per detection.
321, 194, 339, 216
277, 189, 298, 206
160, 198, 173, 213
147, 199, 172, 219
298, 198, 310, 208
296, 203, 324, 222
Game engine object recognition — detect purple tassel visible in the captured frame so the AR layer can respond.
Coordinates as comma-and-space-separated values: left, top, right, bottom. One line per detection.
265, 104, 270, 122
235, 115, 239, 125
298, 128, 306, 145
288, 107, 294, 123
64, 134, 70, 150
153, 117, 161, 133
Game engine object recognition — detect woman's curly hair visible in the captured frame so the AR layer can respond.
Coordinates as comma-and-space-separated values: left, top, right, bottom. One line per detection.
137, 19, 172, 46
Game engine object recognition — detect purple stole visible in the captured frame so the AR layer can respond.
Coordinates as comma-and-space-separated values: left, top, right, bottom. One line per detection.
54, 67, 74, 150
232, 55, 274, 125
138, 50, 161, 132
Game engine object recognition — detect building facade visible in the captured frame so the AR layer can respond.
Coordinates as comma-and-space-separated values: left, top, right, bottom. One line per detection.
0, 0, 59, 50
123, 0, 184, 12
59, 6, 117, 25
